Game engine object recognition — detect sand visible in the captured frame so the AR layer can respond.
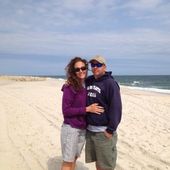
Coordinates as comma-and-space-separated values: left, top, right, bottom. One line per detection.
0, 76, 170, 170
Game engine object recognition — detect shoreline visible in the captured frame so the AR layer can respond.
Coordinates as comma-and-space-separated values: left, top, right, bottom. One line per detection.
0, 75, 46, 81
1, 75, 170, 95
122, 85, 170, 95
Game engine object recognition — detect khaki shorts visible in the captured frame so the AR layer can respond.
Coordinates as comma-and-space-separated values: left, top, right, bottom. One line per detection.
61, 124, 86, 162
85, 130, 117, 170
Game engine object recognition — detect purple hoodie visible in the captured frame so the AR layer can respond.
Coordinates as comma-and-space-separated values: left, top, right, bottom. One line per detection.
61, 84, 87, 129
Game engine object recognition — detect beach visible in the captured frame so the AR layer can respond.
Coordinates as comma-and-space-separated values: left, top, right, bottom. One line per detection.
0, 76, 170, 170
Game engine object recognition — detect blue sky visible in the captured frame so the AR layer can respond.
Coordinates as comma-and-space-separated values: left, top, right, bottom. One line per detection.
0, 0, 170, 75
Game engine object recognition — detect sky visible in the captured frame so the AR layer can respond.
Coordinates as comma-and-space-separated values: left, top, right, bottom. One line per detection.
0, 0, 170, 75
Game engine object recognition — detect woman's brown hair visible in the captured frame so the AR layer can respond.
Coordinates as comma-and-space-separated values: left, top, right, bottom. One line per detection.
65, 57, 88, 91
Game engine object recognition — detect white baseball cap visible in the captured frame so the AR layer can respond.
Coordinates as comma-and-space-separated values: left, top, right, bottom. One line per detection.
89, 55, 106, 65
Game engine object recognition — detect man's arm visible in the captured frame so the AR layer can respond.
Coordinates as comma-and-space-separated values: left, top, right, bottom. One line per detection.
105, 80, 122, 134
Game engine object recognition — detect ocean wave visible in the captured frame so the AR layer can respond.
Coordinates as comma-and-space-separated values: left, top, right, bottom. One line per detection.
127, 86, 170, 94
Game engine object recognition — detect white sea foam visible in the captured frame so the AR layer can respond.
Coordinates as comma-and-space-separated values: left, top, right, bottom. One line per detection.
127, 86, 170, 94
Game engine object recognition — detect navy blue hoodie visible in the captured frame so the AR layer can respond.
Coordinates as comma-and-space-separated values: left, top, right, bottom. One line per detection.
85, 72, 122, 134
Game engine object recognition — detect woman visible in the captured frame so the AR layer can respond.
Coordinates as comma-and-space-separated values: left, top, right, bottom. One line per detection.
61, 57, 103, 170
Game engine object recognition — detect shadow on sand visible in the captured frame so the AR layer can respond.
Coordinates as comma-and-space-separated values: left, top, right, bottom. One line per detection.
47, 156, 89, 170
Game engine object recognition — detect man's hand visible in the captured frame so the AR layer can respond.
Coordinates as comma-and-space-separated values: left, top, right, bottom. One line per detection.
104, 131, 113, 139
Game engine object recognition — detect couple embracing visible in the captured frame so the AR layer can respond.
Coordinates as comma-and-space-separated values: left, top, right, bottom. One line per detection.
60, 55, 122, 170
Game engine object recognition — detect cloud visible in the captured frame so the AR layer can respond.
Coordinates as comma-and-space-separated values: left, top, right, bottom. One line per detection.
0, 28, 170, 59
125, 0, 162, 10
0, 0, 170, 74
1, 0, 170, 33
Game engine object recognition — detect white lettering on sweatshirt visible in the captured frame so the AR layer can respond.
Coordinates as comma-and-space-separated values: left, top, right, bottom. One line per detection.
87, 85, 101, 93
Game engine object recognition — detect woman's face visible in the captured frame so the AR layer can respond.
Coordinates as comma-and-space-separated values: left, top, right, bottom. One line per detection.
74, 61, 87, 80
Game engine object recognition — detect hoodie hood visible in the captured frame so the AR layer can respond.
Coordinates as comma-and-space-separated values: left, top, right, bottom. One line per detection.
86, 71, 114, 84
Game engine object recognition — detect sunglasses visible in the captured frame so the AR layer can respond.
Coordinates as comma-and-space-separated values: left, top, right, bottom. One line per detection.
91, 63, 103, 68
74, 66, 87, 72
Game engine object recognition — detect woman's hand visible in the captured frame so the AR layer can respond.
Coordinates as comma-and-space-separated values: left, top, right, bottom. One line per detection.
86, 103, 104, 114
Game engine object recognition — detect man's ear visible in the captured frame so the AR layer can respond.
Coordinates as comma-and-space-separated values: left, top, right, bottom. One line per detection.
104, 65, 106, 71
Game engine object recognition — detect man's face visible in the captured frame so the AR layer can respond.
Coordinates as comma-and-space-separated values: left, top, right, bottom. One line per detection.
90, 60, 106, 79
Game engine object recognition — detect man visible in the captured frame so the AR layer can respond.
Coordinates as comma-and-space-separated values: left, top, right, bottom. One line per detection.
85, 55, 122, 170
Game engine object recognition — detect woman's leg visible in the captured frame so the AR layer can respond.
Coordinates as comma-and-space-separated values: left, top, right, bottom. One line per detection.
71, 159, 76, 170
61, 161, 75, 170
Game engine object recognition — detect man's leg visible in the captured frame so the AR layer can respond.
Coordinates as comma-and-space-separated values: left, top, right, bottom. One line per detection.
94, 132, 118, 170
85, 131, 96, 163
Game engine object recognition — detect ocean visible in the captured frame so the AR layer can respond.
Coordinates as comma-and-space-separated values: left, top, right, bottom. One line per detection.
46, 75, 170, 94
114, 75, 170, 94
